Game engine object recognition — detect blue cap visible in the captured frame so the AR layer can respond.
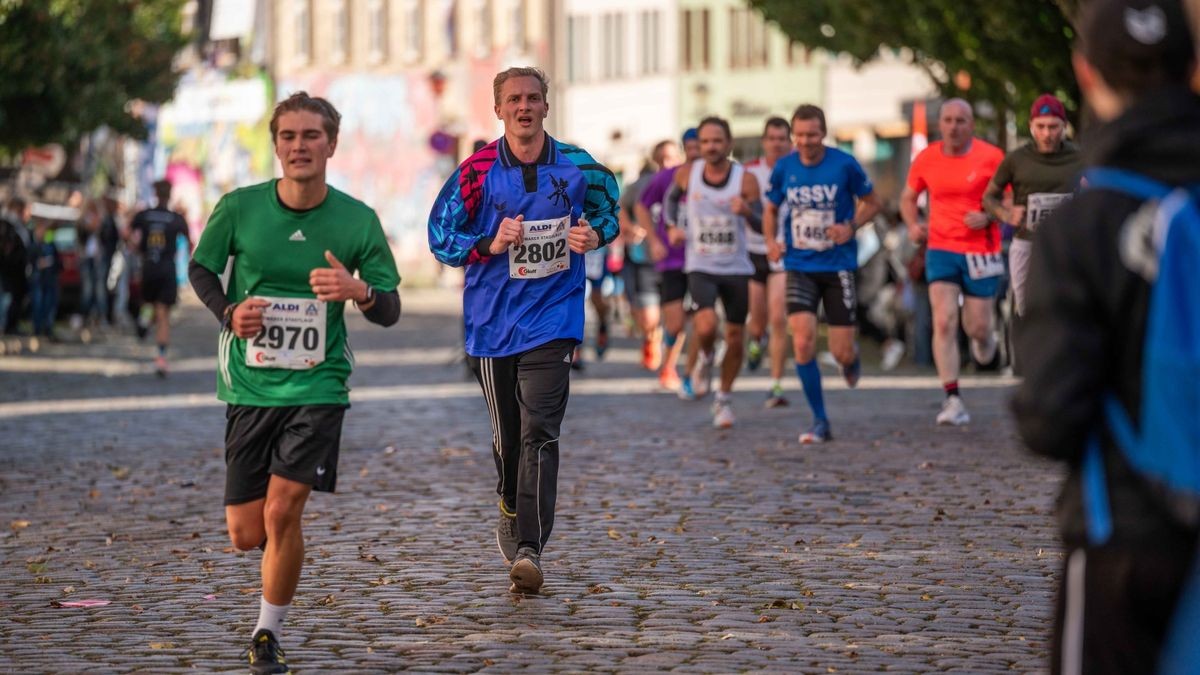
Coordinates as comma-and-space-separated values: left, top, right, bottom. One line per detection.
681, 128, 699, 143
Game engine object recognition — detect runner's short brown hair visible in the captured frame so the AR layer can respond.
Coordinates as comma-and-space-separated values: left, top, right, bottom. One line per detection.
270, 92, 342, 144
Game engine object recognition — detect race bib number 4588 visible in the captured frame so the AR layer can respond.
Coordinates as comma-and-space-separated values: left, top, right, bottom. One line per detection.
245, 297, 326, 370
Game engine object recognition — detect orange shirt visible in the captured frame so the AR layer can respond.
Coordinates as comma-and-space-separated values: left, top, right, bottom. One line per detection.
907, 140, 1005, 254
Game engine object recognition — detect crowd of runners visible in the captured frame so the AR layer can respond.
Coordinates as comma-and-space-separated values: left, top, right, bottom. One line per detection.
181, 0, 1200, 667
579, 93, 1080, 442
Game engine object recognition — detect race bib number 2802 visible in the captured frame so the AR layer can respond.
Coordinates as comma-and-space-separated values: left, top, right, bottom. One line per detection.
245, 297, 326, 370
510, 216, 571, 279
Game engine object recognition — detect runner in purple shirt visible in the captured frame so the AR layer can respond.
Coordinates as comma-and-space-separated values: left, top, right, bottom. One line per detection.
638, 127, 699, 392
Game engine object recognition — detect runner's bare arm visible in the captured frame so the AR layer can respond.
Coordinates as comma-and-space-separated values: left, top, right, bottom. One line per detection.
739, 172, 764, 233
852, 190, 884, 228
899, 186, 926, 242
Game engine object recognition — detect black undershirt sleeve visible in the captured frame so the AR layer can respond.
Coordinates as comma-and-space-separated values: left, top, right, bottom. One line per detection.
361, 289, 400, 327
188, 259, 230, 322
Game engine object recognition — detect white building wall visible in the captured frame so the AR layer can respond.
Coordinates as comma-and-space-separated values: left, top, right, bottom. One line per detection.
557, 0, 679, 180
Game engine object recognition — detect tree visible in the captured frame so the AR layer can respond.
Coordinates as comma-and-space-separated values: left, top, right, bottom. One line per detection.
0, 0, 190, 153
750, 0, 1080, 135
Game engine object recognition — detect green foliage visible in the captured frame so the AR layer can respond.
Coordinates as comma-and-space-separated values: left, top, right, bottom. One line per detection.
0, 0, 190, 152
750, 0, 1080, 131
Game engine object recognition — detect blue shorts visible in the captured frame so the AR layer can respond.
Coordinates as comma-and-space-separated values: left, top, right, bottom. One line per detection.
925, 249, 1002, 298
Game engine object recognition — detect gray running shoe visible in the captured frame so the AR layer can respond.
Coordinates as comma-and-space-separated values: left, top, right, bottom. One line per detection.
509, 546, 544, 593
496, 502, 518, 564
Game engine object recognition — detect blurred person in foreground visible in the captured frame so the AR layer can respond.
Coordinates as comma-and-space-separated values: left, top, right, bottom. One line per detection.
1010, 0, 1200, 671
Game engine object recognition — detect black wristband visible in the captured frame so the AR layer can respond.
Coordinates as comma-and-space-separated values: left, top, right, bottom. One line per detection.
355, 285, 376, 307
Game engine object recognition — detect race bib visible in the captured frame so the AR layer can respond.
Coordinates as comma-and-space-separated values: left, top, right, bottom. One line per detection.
965, 253, 1005, 280
694, 215, 737, 256
510, 216, 570, 279
1026, 192, 1072, 232
791, 209, 835, 251
246, 296, 326, 370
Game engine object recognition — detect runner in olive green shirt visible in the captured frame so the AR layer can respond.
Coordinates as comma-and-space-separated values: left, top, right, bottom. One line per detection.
983, 94, 1084, 318
188, 93, 400, 674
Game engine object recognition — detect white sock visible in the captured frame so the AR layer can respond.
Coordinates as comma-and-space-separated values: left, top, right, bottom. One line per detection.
716, 390, 731, 403
254, 597, 290, 638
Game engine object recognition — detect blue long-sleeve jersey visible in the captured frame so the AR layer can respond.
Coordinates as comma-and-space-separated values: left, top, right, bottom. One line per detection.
428, 134, 620, 357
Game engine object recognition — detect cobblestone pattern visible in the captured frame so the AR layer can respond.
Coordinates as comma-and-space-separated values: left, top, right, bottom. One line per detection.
0, 296, 1062, 673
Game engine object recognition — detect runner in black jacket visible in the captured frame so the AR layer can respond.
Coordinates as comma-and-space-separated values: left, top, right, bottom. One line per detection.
1010, 0, 1199, 671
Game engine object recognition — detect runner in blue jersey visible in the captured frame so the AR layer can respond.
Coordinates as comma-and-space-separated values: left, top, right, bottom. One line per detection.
427, 67, 619, 594
763, 104, 881, 444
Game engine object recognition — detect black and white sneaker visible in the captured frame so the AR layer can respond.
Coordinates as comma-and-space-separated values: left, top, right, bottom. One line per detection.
496, 501, 518, 564
509, 546, 544, 594
243, 629, 289, 674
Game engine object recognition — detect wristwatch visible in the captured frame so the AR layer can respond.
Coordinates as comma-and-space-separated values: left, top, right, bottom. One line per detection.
221, 303, 238, 332
355, 284, 375, 308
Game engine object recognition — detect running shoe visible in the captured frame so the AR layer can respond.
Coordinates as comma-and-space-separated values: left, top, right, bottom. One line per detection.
595, 324, 609, 360
936, 395, 971, 426
799, 419, 833, 444
691, 352, 714, 398
658, 367, 682, 392
971, 332, 1000, 371
880, 340, 905, 372
243, 629, 290, 674
841, 355, 861, 389
154, 355, 168, 378
764, 383, 789, 409
678, 376, 696, 401
495, 501, 518, 564
712, 399, 736, 429
640, 339, 661, 371
509, 546, 544, 594
746, 336, 765, 372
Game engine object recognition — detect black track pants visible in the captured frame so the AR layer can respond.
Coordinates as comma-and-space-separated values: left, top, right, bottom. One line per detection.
467, 338, 574, 553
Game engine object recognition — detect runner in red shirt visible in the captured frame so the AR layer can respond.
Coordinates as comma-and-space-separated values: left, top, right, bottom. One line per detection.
901, 98, 1004, 427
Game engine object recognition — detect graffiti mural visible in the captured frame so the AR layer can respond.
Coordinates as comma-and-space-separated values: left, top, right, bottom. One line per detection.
278, 72, 449, 278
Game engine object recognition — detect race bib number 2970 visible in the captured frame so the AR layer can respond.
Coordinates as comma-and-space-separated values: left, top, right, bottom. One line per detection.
245, 296, 326, 370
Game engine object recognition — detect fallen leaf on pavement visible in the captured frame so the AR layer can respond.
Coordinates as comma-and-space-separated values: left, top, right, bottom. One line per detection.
10, 520, 30, 530
51, 599, 110, 608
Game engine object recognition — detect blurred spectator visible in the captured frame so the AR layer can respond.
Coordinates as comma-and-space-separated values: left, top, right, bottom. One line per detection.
28, 218, 61, 338
75, 200, 108, 328
1, 198, 30, 334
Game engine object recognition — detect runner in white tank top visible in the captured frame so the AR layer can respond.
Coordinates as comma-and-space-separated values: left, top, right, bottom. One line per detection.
662, 117, 762, 429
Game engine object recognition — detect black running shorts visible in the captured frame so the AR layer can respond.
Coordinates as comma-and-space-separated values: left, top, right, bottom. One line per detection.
141, 273, 178, 306
659, 269, 688, 305
687, 272, 750, 325
223, 404, 347, 505
786, 270, 857, 326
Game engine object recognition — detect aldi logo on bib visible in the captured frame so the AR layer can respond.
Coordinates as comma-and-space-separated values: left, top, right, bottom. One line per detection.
305, 302, 320, 316
272, 302, 301, 312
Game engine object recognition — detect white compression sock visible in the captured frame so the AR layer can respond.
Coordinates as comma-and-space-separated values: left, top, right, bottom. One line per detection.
254, 597, 290, 638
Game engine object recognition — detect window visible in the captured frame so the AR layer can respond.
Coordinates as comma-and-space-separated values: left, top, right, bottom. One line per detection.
367, 0, 388, 63
510, 0, 526, 52
567, 15, 590, 83
680, 9, 710, 72
293, 0, 312, 64
330, 0, 349, 64
730, 8, 768, 69
403, 0, 423, 62
638, 10, 661, 75
600, 13, 625, 79
475, 0, 492, 57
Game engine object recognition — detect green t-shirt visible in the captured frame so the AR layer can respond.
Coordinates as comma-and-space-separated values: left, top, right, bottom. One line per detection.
192, 180, 401, 407
992, 141, 1084, 241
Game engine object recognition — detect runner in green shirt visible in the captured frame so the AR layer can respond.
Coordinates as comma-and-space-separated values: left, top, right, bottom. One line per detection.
188, 92, 401, 674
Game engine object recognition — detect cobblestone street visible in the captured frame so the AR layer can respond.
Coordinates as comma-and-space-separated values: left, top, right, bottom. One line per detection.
0, 291, 1062, 673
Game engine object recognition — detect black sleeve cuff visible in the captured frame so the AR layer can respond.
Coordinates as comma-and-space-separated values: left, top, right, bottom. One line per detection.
187, 258, 230, 322
474, 237, 494, 257
362, 289, 401, 327
591, 225, 608, 248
